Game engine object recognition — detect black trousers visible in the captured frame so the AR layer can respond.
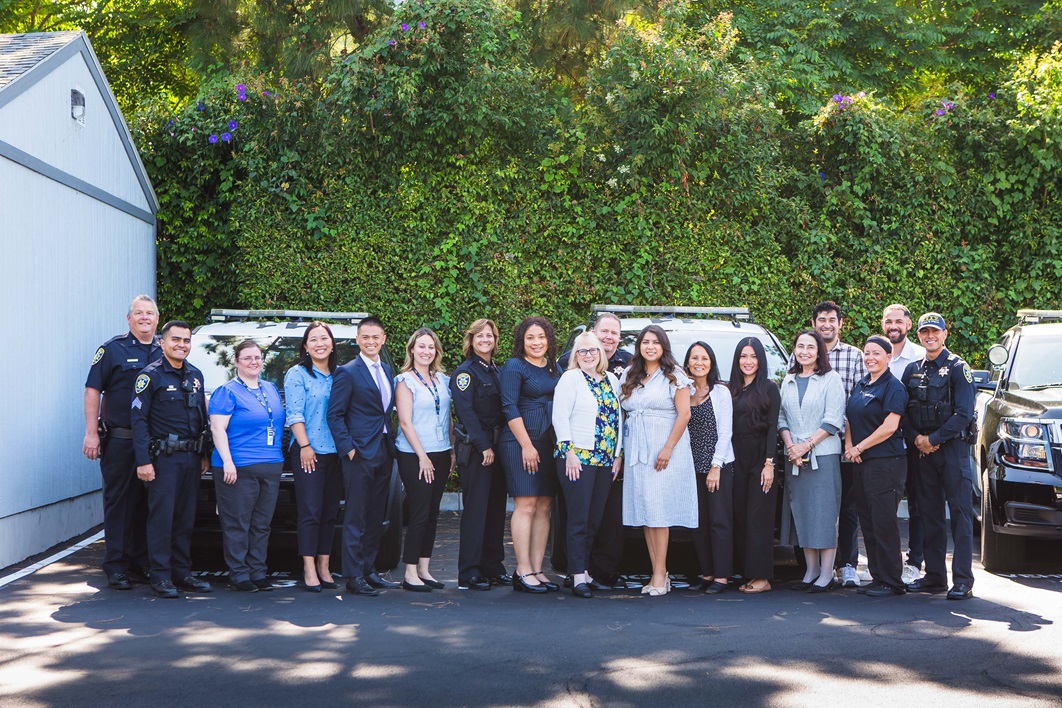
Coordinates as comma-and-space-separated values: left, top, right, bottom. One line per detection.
291, 449, 343, 558
913, 443, 975, 587
98, 435, 149, 575
837, 460, 860, 568
397, 450, 451, 564
854, 455, 906, 589
457, 450, 507, 582
692, 463, 735, 580
213, 462, 282, 584
588, 475, 625, 581
732, 437, 777, 580
340, 443, 392, 578
144, 450, 199, 582
904, 447, 925, 568
557, 460, 613, 575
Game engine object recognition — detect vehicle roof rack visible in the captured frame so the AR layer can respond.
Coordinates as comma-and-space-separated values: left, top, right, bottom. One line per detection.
1016, 309, 1062, 325
592, 304, 753, 322
209, 309, 369, 323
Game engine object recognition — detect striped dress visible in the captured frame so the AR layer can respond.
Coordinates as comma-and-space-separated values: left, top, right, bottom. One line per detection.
620, 367, 698, 528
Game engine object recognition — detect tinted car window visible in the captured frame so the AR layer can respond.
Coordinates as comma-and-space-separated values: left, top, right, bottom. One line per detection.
619, 329, 788, 383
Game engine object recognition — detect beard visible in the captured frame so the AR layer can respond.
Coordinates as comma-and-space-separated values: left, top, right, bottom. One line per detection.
884, 328, 906, 344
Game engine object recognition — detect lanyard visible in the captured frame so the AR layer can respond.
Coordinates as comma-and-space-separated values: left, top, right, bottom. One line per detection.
236, 377, 274, 429
411, 369, 441, 418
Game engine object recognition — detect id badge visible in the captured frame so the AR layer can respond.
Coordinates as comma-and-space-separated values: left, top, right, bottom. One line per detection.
267, 426, 275, 446
435, 423, 444, 441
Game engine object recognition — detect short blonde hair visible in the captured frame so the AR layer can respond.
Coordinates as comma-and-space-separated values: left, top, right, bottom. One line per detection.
462, 319, 499, 360
567, 332, 608, 375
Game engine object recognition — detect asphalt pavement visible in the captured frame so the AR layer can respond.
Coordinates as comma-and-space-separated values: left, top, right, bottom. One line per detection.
2, 514, 1061, 707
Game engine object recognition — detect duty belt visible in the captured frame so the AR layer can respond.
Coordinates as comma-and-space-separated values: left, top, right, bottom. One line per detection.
149, 434, 203, 457
108, 426, 134, 439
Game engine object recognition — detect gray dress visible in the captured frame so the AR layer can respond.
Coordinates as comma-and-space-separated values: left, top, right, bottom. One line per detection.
620, 367, 698, 528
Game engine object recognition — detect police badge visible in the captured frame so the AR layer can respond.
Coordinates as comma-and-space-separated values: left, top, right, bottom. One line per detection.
135, 374, 150, 394
456, 372, 471, 391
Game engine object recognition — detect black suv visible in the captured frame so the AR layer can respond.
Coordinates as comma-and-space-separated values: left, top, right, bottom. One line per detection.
975, 309, 1062, 572
186, 309, 404, 572
551, 305, 790, 575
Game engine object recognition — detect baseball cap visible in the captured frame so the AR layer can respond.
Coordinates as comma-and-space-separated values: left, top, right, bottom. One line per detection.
917, 312, 947, 331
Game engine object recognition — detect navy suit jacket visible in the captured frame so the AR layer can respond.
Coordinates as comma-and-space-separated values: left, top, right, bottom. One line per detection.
327, 356, 396, 460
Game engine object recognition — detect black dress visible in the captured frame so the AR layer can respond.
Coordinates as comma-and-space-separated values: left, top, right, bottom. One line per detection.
499, 357, 561, 497
731, 382, 781, 579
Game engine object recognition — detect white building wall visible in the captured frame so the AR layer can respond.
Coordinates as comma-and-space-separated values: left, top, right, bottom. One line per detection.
0, 50, 150, 212
0, 157, 155, 568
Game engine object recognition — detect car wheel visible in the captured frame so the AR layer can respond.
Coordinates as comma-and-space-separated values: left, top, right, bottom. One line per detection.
980, 470, 1025, 573
374, 464, 405, 572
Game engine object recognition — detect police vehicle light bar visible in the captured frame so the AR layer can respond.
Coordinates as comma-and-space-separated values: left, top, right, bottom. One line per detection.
1016, 309, 1062, 324
209, 309, 370, 323
593, 305, 752, 320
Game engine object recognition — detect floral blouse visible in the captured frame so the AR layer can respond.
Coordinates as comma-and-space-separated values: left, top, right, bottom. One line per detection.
556, 372, 620, 466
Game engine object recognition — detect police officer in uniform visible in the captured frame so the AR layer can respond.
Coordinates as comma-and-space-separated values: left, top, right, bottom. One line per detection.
557, 312, 632, 590
83, 295, 161, 589
901, 313, 976, 600
451, 319, 511, 591
131, 321, 213, 598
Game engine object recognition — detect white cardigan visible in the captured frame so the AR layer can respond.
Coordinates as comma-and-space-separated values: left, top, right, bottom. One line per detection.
552, 369, 624, 455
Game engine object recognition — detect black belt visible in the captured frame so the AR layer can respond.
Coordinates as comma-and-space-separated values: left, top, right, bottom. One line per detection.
108, 426, 133, 439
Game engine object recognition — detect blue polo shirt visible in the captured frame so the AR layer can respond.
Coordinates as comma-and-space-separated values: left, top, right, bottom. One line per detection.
209, 378, 286, 467
846, 370, 908, 460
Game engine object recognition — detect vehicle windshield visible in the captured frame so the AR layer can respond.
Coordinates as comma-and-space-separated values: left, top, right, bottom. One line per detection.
618, 329, 789, 383
188, 335, 363, 394
1008, 337, 1062, 390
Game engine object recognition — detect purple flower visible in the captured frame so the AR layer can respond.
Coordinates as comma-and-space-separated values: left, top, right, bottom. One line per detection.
401, 23, 409, 31
989, 92, 995, 99
842, 96, 853, 106
832, 94, 843, 104
388, 39, 396, 46
237, 93, 247, 102
236, 84, 246, 93
196, 102, 205, 111
418, 21, 426, 28
263, 90, 271, 96
228, 120, 238, 130
208, 134, 218, 143
221, 132, 231, 142
935, 108, 945, 116
942, 100, 954, 111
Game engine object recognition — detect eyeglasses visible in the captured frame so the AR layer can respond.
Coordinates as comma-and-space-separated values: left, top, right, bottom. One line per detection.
575, 349, 599, 357
238, 356, 263, 363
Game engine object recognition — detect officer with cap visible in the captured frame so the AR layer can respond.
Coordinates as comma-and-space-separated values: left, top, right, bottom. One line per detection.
83, 295, 162, 590
130, 321, 213, 598
900, 313, 976, 600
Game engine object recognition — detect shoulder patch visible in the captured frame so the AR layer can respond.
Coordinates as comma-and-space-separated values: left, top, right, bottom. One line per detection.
456, 372, 471, 391
963, 363, 973, 383
135, 374, 150, 394
91, 347, 105, 366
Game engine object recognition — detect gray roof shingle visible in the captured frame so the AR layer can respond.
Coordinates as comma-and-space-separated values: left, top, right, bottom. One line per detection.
0, 31, 82, 91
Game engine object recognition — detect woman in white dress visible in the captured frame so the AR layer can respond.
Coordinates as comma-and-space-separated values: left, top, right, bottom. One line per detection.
619, 325, 697, 596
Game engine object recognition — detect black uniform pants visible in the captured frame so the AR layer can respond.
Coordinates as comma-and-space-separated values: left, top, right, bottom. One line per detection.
457, 451, 507, 582
913, 442, 974, 587
904, 447, 925, 568
145, 450, 199, 582
291, 449, 343, 558
854, 455, 906, 590
837, 460, 860, 568
588, 475, 625, 581
692, 463, 735, 580
557, 460, 614, 575
732, 442, 778, 580
341, 444, 392, 579
99, 435, 148, 575
213, 462, 282, 584
397, 450, 451, 564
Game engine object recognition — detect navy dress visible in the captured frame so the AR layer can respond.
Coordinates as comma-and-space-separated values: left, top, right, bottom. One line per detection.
499, 357, 561, 497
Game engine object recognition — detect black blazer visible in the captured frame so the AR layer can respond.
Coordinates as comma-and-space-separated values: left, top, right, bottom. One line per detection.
327, 356, 396, 460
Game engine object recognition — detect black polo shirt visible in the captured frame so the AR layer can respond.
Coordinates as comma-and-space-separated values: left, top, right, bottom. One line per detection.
846, 370, 908, 459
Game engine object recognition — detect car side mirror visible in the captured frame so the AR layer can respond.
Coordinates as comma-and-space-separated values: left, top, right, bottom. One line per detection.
987, 344, 1009, 367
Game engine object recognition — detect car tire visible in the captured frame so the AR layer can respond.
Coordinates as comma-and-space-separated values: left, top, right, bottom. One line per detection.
374, 463, 405, 572
981, 470, 1026, 573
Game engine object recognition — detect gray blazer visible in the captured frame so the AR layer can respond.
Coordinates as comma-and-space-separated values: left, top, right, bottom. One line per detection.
778, 370, 845, 468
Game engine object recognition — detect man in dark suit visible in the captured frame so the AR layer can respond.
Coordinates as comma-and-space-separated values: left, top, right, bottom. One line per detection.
327, 316, 401, 596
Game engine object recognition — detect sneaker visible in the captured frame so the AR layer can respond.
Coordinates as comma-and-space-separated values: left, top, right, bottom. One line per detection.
840, 564, 859, 588
901, 564, 921, 585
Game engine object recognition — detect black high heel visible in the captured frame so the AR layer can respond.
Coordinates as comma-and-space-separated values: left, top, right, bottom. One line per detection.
514, 573, 548, 594
534, 572, 559, 591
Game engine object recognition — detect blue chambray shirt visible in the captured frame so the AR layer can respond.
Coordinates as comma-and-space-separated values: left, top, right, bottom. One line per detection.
283, 364, 337, 454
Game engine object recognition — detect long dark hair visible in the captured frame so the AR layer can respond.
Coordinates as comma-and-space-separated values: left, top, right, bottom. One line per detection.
729, 337, 771, 430
298, 322, 337, 376
621, 325, 680, 400
787, 329, 833, 376
511, 316, 557, 372
684, 341, 720, 389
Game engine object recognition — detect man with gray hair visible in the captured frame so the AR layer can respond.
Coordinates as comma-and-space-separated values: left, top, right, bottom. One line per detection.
83, 295, 162, 590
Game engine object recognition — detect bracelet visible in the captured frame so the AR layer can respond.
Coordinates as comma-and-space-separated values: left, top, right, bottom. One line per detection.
299, 442, 311, 449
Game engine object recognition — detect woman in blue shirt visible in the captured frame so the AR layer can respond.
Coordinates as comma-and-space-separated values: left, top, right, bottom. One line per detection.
209, 340, 286, 592
284, 322, 340, 592
844, 335, 909, 596
395, 328, 454, 592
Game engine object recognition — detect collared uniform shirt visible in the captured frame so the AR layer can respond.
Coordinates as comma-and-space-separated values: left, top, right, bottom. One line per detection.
85, 332, 162, 428
846, 370, 908, 459
887, 338, 926, 380
450, 355, 505, 453
130, 358, 208, 466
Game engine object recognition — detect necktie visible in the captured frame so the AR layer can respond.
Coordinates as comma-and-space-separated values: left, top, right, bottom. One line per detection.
372, 362, 390, 411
